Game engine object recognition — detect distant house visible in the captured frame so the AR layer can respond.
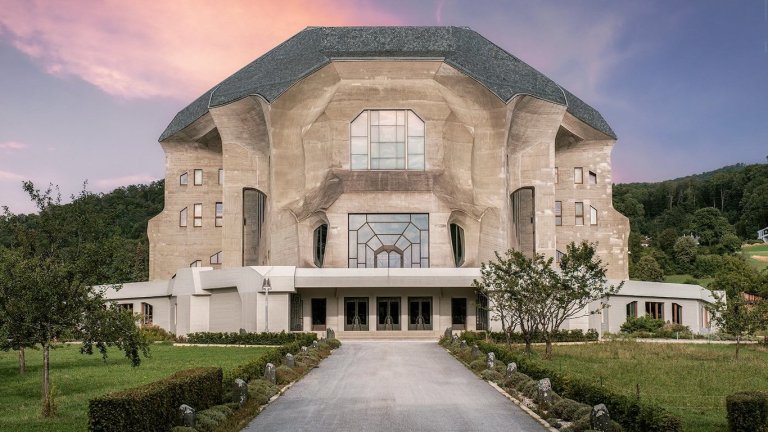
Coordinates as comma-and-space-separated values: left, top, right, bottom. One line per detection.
758, 227, 768, 243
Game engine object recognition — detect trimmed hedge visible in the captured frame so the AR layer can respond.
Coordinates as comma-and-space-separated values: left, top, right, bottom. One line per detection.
185, 331, 317, 345
458, 338, 682, 432
462, 329, 598, 344
89, 367, 223, 432
726, 391, 768, 432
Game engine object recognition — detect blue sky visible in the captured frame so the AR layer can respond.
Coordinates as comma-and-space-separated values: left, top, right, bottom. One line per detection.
0, 0, 766, 213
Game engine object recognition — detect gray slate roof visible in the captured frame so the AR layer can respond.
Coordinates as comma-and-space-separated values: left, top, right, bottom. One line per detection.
160, 26, 615, 141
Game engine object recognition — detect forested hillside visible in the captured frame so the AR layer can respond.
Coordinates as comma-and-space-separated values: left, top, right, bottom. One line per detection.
0, 181, 164, 283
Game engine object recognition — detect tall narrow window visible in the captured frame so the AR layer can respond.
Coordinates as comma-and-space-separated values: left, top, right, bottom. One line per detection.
193, 203, 202, 227
555, 201, 562, 226
218, 168, 224, 185
449, 223, 465, 267
141, 303, 153, 325
243, 189, 267, 266
476, 292, 489, 331
180, 172, 188, 186
556, 250, 565, 263
574, 167, 583, 184
590, 206, 598, 226
575, 202, 584, 226
589, 171, 597, 185
179, 207, 188, 227
350, 109, 425, 170
314, 224, 328, 267
215, 202, 223, 227
210, 251, 222, 265
645, 302, 664, 320
554, 167, 559, 184
190, 260, 202, 267
672, 303, 682, 324
626, 301, 638, 318
194, 169, 203, 186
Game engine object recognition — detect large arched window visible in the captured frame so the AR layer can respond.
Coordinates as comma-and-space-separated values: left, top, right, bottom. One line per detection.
313, 224, 328, 267
350, 110, 425, 170
449, 223, 465, 267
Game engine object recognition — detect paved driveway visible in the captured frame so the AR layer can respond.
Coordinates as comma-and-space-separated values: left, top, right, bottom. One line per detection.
241, 340, 546, 432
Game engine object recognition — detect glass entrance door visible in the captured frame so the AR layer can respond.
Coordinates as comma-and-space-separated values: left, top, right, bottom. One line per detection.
408, 297, 432, 331
377, 297, 401, 331
451, 298, 467, 330
344, 297, 369, 331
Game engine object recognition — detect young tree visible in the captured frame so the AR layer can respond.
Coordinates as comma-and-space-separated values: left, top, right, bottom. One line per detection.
709, 292, 767, 360
536, 242, 622, 359
631, 255, 664, 282
0, 182, 149, 417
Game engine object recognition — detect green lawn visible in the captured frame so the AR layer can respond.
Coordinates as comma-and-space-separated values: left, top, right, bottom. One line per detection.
0, 344, 271, 432
525, 341, 768, 432
743, 243, 768, 271
663, 274, 713, 287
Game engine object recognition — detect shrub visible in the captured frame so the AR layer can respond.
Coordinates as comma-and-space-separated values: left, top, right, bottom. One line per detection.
170, 427, 196, 432
726, 391, 768, 432
140, 325, 176, 342
480, 369, 504, 382
620, 315, 665, 334
324, 338, 342, 349
461, 329, 599, 344
276, 365, 299, 385
88, 367, 223, 432
632, 255, 664, 282
693, 254, 725, 278
247, 379, 279, 405
552, 398, 590, 421
469, 359, 486, 372
224, 339, 310, 387
186, 331, 316, 346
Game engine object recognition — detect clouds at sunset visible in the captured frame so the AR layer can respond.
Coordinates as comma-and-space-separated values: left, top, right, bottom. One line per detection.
0, 0, 399, 100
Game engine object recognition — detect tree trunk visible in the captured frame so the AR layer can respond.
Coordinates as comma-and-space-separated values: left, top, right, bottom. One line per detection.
41, 342, 53, 417
18, 348, 25, 374
524, 339, 532, 354
544, 339, 553, 360
735, 335, 741, 361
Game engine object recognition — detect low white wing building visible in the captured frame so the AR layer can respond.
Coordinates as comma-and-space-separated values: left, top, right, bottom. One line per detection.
105, 26, 716, 338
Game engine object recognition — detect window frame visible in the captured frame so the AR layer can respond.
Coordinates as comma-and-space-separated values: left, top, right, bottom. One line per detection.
190, 260, 202, 267
575, 202, 584, 226
193, 169, 203, 186
210, 251, 222, 265
180, 171, 188, 186
179, 207, 188, 227
449, 223, 465, 267
313, 224, 328, 268
645, 301, 664, 320
672, 303, 683, 325
193, 203, 202, 227
117, 303, 134, 313
350, 109, 425, 171
554, 166, 559, 184
626, 301, 638, 318
574, 167, 583, 184
218, 168, 224, 185
215, 202, 223, 227
555, 201, 562, 226
589, 170, 597, 185
141, 302, 153, 325
590, 205, 598, 226
556, 250, 565, 263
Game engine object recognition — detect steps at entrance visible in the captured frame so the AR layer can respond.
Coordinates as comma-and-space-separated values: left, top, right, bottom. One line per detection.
337, 330, 440, 340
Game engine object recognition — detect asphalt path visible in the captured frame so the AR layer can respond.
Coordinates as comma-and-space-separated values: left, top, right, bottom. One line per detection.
241, 340, 547, 432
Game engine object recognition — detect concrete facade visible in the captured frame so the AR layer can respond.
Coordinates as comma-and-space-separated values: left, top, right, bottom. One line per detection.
105, 27, 715, 337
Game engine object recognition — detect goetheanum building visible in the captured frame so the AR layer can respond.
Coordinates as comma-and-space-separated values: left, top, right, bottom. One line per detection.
106, 27, 716, 337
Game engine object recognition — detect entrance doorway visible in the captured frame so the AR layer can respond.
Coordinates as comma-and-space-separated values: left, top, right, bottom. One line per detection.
377, 297, 401, 331
344, 297, 369, 331
451, 298, 467, 330
408, 297, 432, 331
311, 298, 326, 331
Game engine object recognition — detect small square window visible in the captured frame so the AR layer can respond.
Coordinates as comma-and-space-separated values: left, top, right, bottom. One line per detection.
179, 207, 188, 227
210, 251, 222, 265
194, 169, 203, 186
180, 172, 188, 186
574, 167, 583, 184
575, 202, 584, 226
215, 202, 223, 227
589, 171, 597, 185
590, 206, 598, 225
193, 203, 202, 227
218, 169, 224, 185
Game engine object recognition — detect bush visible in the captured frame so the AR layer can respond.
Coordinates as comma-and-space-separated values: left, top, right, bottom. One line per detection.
552, 398, 590, 421
88, 367, 223, 432
693, 254, 725, 278
247, 379, 279, 405
620, 315, 664, 334
140, 325, 176, 342
480, 369, 504, 382
469, 359, 486, 372
632, 255, 664, 282
186, 331, 317, 346
224, 338, 313, 387
462, 329, 599, 344
726, 391, 768, 432
324, 338, 342, 349
276, 365, 299, 385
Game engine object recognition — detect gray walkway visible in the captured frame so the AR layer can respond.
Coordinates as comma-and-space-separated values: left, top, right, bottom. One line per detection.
242, 341, 546, 432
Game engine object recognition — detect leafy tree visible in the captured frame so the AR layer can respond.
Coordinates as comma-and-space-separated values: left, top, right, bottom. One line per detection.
690, 207, 736, 247
655, 228, 678, 253
673, 236, 698, 271
709, 292, 767, 360
0, 182, 150, 417
631, 255, 664, 282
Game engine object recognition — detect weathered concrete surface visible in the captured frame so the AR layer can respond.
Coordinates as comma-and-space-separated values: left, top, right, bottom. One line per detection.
241, 341, 546, 432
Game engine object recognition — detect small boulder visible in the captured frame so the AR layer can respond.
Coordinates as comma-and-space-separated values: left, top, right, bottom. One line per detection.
590, 404, 611, 432
179, 404, 195, 427
264, 363, 276, 385
232, 378, 248, 406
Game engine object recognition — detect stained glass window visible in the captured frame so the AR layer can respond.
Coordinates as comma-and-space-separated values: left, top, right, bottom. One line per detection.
348, 213, 429, 268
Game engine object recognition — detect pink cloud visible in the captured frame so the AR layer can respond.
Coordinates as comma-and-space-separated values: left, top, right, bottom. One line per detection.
0, 1, 400, 100
94, 174, 157, 191
0, 141, 28, 151
0, 170, 26, 182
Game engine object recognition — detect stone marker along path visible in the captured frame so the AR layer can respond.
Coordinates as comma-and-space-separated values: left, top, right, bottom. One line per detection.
241, 340, 547, 432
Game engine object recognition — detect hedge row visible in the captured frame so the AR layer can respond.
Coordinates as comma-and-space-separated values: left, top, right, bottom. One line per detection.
463, 329, 599, 344
223, 334, 317, 387
467, 339, 682, 432
89, 367, 223, 432
185, 331, 317, 346
726, 391, 768, 432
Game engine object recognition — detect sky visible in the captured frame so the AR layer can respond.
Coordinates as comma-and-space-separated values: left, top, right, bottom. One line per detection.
0, 0, 766, 214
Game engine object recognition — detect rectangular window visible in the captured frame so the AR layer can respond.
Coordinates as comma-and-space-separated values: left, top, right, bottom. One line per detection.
194, 169, 203, 186
215, 202, 223, 227
575, 202, 584, 226
210, 251, 222, 265
589, 171, 597, 185
645, 302, 664, 320
555, 201, 562, 226
590, 206, 598, 225
179, 207, 188, 227
141, 303, 153, 325
350, 109, 425, 171
574, 167, 583, 184
672, 303, 682, 325
193, 203, 202, 227
218, 168, 224, 185
180, 172, 188, 186
556, 250, 565, 263
190, 260, 202, 267
554, 167, 559, 184
626, 301, 638, 318
117, 303, 133, 312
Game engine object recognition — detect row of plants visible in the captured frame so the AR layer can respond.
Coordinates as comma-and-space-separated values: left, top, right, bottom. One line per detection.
88, 333, 336, 432
448, 335, 682, 432
467, 329, 599, 344
183, 331, 316, 346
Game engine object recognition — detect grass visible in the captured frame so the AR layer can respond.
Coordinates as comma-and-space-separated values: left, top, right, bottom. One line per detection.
742, 243, 768, 271
521, 341, 768, 432
0, 343, 272, 432
663, 274, 713, 287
